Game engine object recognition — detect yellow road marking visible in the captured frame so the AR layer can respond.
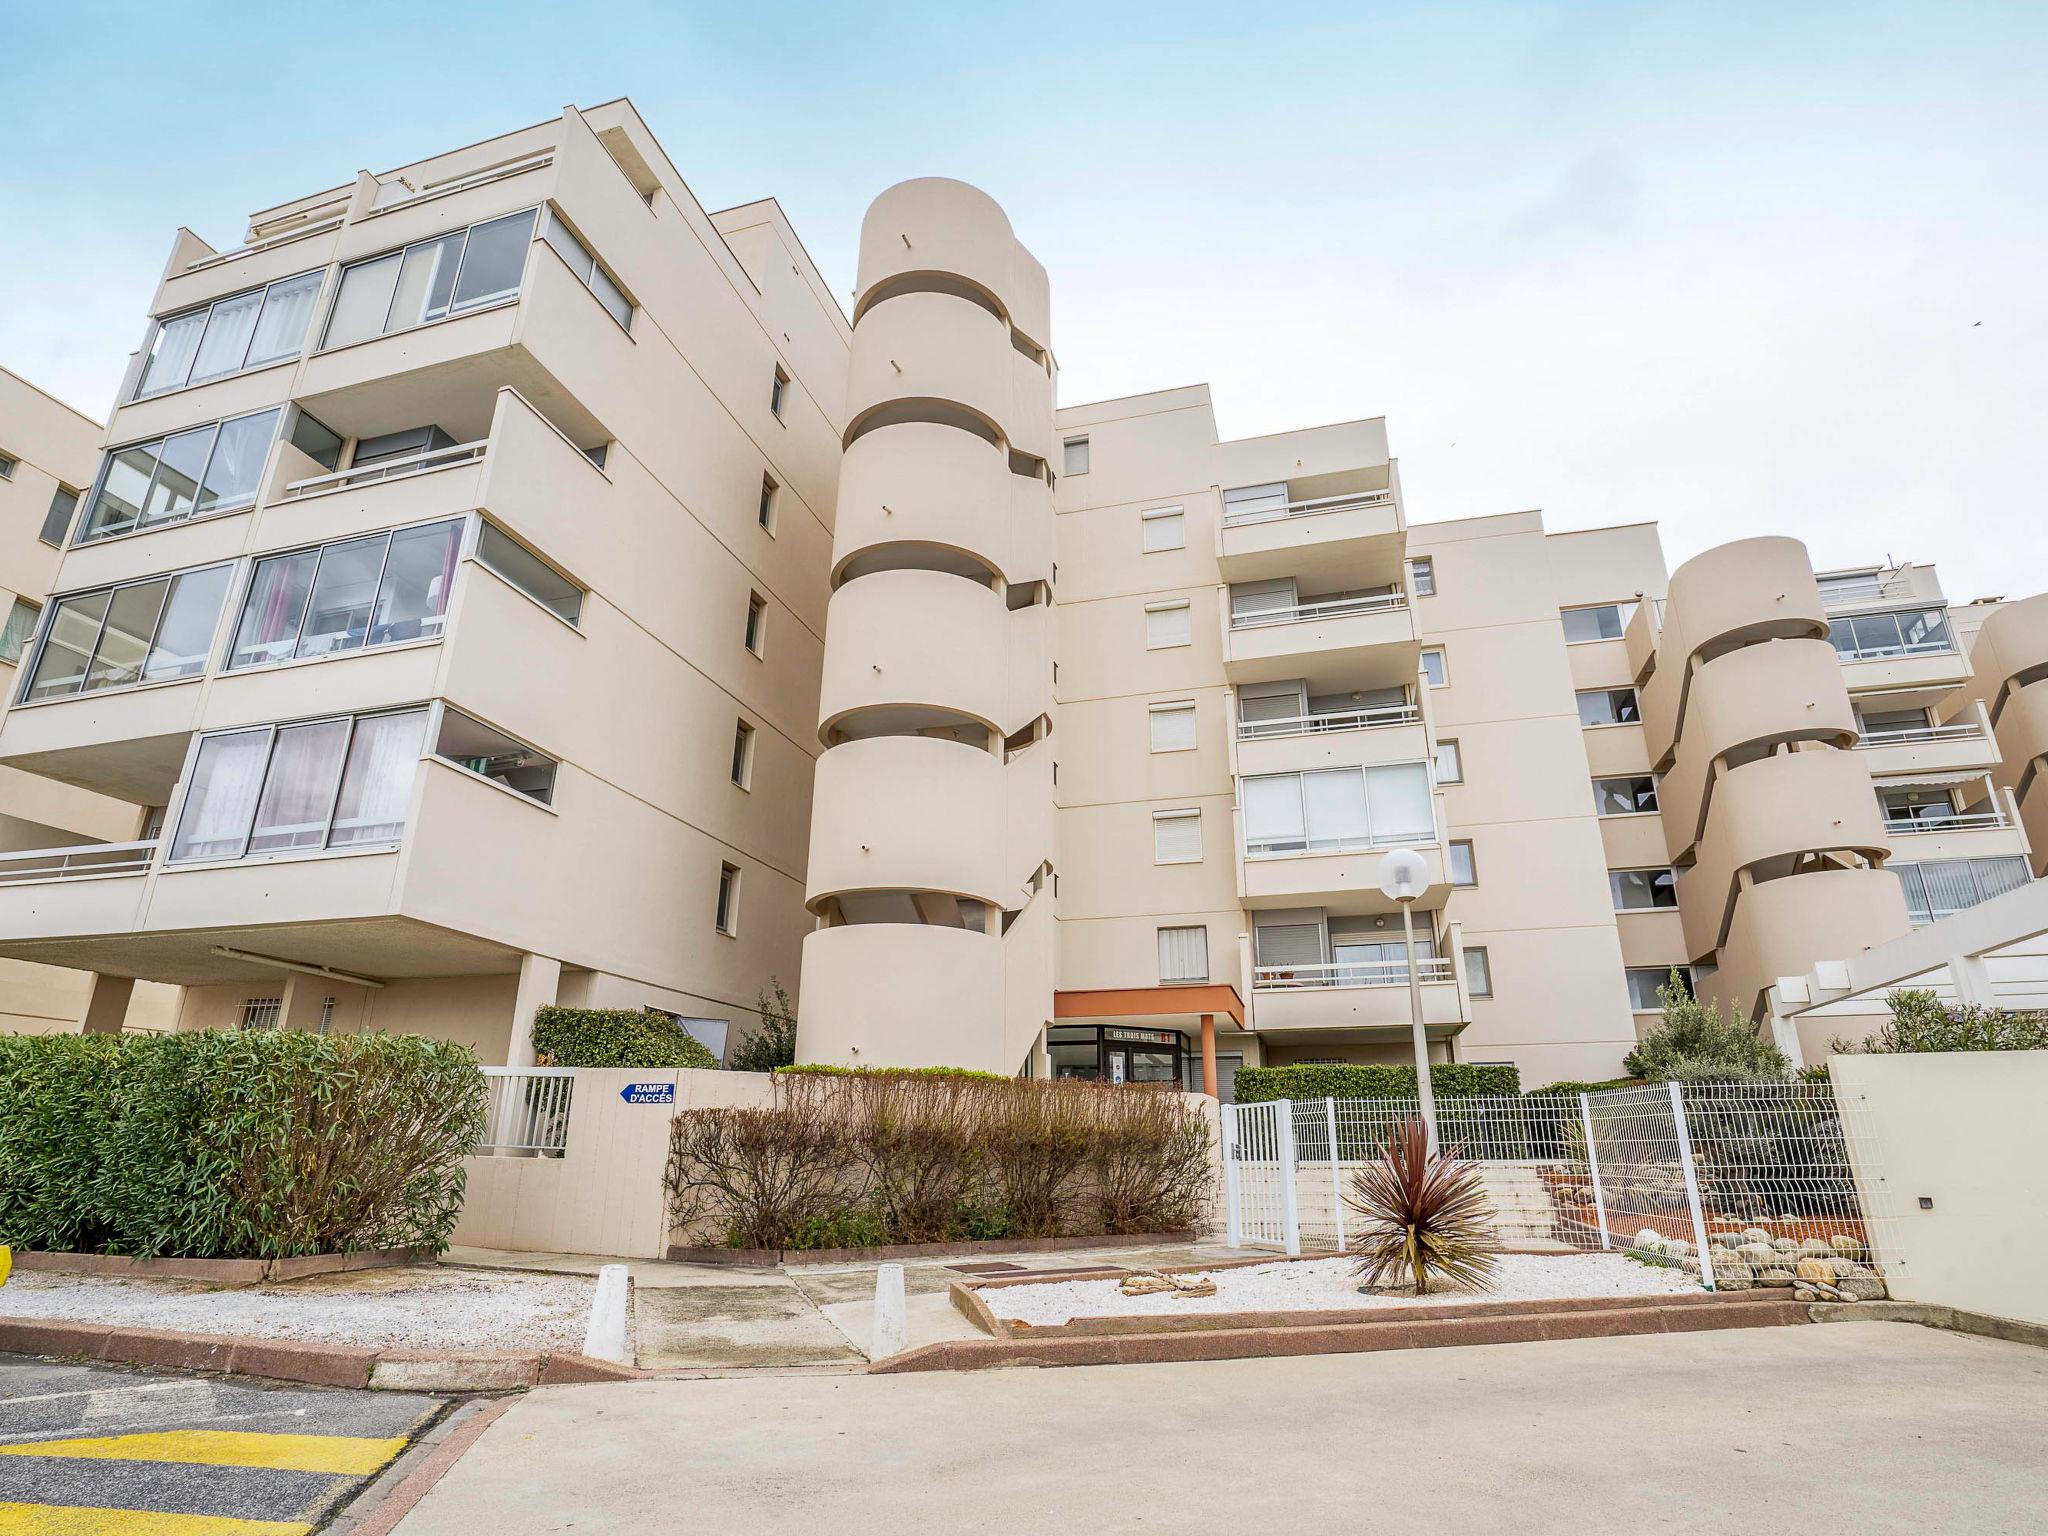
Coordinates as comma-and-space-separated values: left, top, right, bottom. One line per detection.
0, 1430, 406, 1476
0, 1503, 311, 1535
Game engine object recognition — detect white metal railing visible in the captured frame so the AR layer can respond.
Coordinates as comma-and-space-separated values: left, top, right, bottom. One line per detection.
1834, 638, 1955, 663
1819, 570, 1918, 609
479, 1066, 575, 1156
1854, 722, 1985, 748
1237, 704, 1419, 740
184, 215, 346, 273
284, 440, 489, 498
1884, 810, 2009, 834
1223, 488, 1396, 529
1230, 591, 1408, 630
1244, 828, 1437, 859
0, 839, 158, 886
1254, 957, 1454, 990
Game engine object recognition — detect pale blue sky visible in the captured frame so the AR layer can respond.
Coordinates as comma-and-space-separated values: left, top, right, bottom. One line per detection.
5, 1, 2043, 594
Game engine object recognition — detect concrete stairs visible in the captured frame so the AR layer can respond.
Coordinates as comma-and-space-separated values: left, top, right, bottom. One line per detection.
1477, 1163, 1566, 1247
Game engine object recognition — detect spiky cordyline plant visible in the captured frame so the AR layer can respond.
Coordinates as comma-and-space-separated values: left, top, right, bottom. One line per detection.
1347, 1118, 1501, 1296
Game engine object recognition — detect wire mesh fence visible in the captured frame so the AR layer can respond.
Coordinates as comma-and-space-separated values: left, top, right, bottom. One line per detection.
1223, 1081, 1889, 1295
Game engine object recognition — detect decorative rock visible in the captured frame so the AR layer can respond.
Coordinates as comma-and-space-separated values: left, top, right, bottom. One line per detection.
1712, 1261, 1755, 1291
1794, 1258, 1836, 1286
1799, 1238, 1834, 1259
1771, 1236, 1799, 1254
1665, 1238, 1693, 1259
1758, 1268, 1797, 1288
1711, 1230, 1745, 1249
1633, 1229, 1664, 1254
1680, 1256, 1701, 1275
1794, 1286, 1820, 1301
1740, 1227, 1774, 1246
1836, 1274, 1888, 1302
1830, 1235, 1866, 1260
1826, 1258, 1864, 1280
1736, 1242, 1777, 1267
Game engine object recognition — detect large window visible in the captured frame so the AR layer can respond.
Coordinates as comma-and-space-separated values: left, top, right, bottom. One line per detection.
21, 566, 232, 701
1576, 687, 1641, 726
1626, 966, 1694, 1011
1242, 763, 1434, 856
322, 209, 539, 351
540, 210, 633, 329
227, 519, 461, 669
135, 271, 323, 398
475, 522, 583, 625
168, 708, 429, 863
79, 408, 282, 541
1830, 607, 1952, 662
1560, 602, 1637, 644
1593, 775, 1659, 815
1893, 857, 2031, 925
1611, 867, 1678, 910
435, 709, 557, 805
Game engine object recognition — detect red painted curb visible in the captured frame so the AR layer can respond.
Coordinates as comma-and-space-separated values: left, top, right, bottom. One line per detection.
345, 1395, 520, 1536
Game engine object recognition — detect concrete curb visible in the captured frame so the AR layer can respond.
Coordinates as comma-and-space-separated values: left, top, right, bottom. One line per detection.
0, 1314, 654, 1392
331, 1396, 517, 1536
10, 1247, 434, 1287
666, 1231, 1203, 1268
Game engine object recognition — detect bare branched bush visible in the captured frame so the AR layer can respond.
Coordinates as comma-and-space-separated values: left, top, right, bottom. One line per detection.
978, 1081, 1094, 1237
842, 1074, 982, 1243
664, 1075, 862, 1250
1089, 1084, 1216, 1234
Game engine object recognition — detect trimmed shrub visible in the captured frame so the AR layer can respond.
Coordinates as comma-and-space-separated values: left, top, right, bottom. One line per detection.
665, 1075, 1213, 1250
1528, 1078, 1643, 1097
531, 1008, 719, 1071
1233, 1062, 1520, 1103
777, 1063, 1011, 1083
0, 1031, 484, 1259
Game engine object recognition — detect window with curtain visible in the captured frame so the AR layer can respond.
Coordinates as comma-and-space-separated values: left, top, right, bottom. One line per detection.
80, 408, 282, 541
1893, 857, 2031, 924
1062, 437, 1090, 476
1433, 739, 1463, 784
1145, 601, 1191, 647
0, 599, 41, 665
322, 209, 539, 351
167, 709, 428, 863
227, 519, 462, 669
1421, 648, 1447, 686
1449, 840, 1477, 886
134, 270, 322, 399
20, 566, 231, 701
1152, 809, 1202, 863
1148, 702, 1196, 752
1141, 506, 1185, 552
1243, 763, 1434, 855
1157, 925, 1208, 983
1407, 557, 1435, 596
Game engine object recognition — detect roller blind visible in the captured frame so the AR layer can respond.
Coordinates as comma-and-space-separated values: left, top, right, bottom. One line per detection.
1153, 810, 1202, 863
1365, 763, 1434, 841
1145, 602, 1191, 647
1243, 774, 1306, 850
1255, 922, 1324, 969
1149, 703, 1196, 752
1141, 506, 1185, 552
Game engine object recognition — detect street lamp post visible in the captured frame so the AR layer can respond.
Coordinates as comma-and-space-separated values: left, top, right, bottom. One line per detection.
1376, 846, 1438, 1158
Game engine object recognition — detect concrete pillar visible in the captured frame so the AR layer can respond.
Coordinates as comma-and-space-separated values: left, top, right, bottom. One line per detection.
278, 974, 331, 1033
1199, 1013, 1218, 1099
79, 974, 135, 1035
1949, 952, 1999, 1008
506, 953, 562, 1068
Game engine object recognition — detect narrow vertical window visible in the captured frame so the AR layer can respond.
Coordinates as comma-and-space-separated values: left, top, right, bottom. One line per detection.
1420, 648, 1447, 687
716, 862, 741, 935
770, 366, 789, 418
758, 474, 779, 532
731, 719, 755, 788
1062, 437, 1090, 476
744, 592, 767, 656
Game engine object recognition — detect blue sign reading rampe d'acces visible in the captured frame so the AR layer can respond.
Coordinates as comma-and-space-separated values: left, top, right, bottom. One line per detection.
619, 1082, 676, 1105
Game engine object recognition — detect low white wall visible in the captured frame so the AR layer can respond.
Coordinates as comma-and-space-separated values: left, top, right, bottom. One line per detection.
1832, 1051, 2048, 1326
455, 1067, 773, 1259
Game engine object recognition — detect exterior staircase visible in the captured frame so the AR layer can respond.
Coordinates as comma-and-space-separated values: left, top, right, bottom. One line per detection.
1477, 1163, 1571, 1250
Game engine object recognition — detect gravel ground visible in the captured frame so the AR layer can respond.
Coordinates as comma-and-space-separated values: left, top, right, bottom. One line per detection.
986, 1254, 1698, 1327
0, 1268, 595, 1349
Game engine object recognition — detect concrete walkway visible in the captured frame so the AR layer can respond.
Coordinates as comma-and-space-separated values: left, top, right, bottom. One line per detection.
386, 1321, 2045, 1535
442, 1241, 1243, 1369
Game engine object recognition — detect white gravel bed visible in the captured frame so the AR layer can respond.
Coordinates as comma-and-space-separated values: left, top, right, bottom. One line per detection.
986, 1254, 1697, 1327
0, 1268, 595, 1350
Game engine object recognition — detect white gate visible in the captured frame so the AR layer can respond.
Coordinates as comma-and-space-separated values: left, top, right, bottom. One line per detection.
1221, 1100, 1300, 1253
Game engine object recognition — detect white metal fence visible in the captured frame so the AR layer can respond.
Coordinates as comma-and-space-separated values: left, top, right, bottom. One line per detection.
479, 1066, 575, 1155
1222, 1082, 1887, 1294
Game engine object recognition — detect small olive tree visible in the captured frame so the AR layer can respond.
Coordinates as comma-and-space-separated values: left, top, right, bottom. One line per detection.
1623, 971, 1789, 1082
728, 980, 799, 1074
1836, 988, 2048, 1055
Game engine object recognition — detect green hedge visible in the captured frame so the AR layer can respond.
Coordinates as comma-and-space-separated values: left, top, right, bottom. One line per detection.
0, 1031, 484, 1260
777, 1063, 1010, 1083
1233, 1062, 1520, 1103
1528, 1078, 1644, 1097
531, 1008, 719, 1070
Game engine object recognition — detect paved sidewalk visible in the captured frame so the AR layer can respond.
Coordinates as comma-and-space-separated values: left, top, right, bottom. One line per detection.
443, 1241, 1242, 1368
387, 1322, 2048, 1535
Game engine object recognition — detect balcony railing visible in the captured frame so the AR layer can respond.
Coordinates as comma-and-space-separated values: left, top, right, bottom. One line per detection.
283, 440, 488, 499
1833, 638, 1956, 663
1819, 571, 1918, 609
1230, 591, 1408, 631
1854, 722, 1985, 748
1245, 827, 1437, 859
1254, 957, 1454, 990
1883, 810, 2010, 835
1237, 704, 1419, 740
1222, 488, 1395, 529
0, 839, 158, 886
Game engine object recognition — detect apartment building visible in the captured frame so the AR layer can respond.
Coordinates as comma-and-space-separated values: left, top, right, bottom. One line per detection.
3, 126, 2038, 1081
0, 368, 180, 1032
0, 103, 844, 1058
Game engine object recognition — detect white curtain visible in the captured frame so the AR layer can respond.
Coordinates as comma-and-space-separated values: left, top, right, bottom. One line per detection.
190, 289, 262, 382
1303, 768, 1370, 849
139, 312, 206, 395
1242, 774, 1305, 852
329, 710, 428, 846
1157, 926, 1209, 983
246, 720, 350, 853
247, 272, 322, 366
1365, 763, 1435, 842
170, 731, 271, 861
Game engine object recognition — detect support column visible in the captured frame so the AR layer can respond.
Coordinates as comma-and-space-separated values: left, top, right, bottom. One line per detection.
1199, 1013, 1218, 1099
506, 954, 562, 1068
1949, 952, 1999, 1009
278, 975, 330, 1034
79, 974, 134, 1035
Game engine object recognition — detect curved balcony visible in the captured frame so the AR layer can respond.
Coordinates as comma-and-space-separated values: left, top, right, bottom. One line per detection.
796, 920, 1005, 1070
853, 178, 1051, 352
805, 735, 1007, 910
818, 570, 1012, 741
1677, 749, 1893, 962
834, 422, 1017, 584
1659, 638, 1857, 853
1706, 866, 1912, 1022
844, 292, 1052, 462
1644, 538, 1828, 762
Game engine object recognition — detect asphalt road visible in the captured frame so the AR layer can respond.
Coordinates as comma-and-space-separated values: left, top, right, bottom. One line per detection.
0, 1354, 446, 1533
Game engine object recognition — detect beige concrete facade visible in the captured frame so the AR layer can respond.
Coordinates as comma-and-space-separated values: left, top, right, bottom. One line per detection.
3, 115, 2037, 1081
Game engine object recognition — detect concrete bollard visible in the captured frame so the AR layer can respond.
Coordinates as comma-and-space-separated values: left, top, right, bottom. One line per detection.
871, 1262, 907, 1360
583, 1263, 632, 1364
